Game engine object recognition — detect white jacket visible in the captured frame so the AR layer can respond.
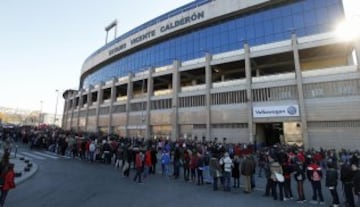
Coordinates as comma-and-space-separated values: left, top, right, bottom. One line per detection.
221, 156, 233, 172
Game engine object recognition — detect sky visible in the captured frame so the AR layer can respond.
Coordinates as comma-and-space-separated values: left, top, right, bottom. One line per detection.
0, 0, 359, 115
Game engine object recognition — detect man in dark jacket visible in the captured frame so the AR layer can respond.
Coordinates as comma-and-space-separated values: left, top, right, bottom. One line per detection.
340, 162, 355, 207
241, 155, 255, 193
150, 146, 157, 174
263, 155, 272, 197
294, 159, 306, 203
352, 164, 360, 207
326, 161, 340, 207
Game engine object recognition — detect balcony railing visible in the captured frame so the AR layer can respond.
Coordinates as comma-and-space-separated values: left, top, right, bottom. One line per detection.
212, 79, 246, 88
302, 65, 357, 78
252, 72, 295, 83
154, 65, 172, 73
154, 89, 172, 96
181, 84, 206, 92
116, 96, 128, 102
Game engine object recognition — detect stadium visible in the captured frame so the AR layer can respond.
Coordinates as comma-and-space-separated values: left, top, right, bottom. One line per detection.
63, 0, 360, 149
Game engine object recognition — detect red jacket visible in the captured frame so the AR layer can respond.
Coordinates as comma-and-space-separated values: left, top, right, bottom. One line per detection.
144, 151, 152, 167
2, 169, 15, 191
135, 153, 143, 169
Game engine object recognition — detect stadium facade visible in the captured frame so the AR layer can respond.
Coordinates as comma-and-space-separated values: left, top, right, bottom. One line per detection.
62, 0, 360, 149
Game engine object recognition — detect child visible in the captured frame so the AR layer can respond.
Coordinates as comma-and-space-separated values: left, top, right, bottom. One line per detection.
0, 163, 16, 207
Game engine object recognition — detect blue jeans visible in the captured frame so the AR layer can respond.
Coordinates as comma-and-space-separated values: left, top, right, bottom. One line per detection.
203, 166, 211, 183
89, 151, 95, 162
224, 171, 231, 191
213, 177, 219, 190
162, 164, 169, 176
143, 166, 150, 178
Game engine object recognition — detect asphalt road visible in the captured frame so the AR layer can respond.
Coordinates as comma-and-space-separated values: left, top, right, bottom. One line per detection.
7, 146, 339, 207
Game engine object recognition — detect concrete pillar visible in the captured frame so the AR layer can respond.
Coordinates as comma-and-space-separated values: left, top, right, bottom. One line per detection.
205, 53, 212, 141
95, 82, 104, 133
69, 92, 77, 131
145, 68, 154, 140
171, 60, 181, 140
292, 33, 309, 149
84, 86, 92, 131
125, 73, 133, 137
355, 39, 360, 70
256, 68, 260, 77
62, 96, 67, 129
76, 90, 83, 132
108, 78, 117, 134
244, 43, 254, 144
62, 95, 69, 129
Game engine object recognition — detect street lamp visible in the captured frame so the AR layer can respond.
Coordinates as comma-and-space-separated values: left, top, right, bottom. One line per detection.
39, 100, 43, 125
54, 89, 60, 125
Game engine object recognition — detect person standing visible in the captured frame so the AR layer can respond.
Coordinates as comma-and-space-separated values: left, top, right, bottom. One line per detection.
196, 152, 204, 185
258, 152, 266, 177
352, 164, 360, 207
220, 152, 233, 191
143, 148, 152, 180
161, 150, 170, 177
183, 150, 190, 181
293, 159, 306, 203
263, 155, 272, 197
133, 150, 144, 183
326, 161, 340, 207
122, 145, 132, 177
190, 152, 198, 182
209, 156, 221, 191
241, 154, 256, 193
341, 161, 356, 207
150, 146, 157, 174
282, 160, 294, 200
173, 147, 181, 179
270, 156, 284, 201
232, 155, 240, 188
0, 163, 15, 207
307, 159, 325, 205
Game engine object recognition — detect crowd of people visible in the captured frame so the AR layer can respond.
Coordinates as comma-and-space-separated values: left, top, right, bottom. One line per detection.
1, 125, 360, 207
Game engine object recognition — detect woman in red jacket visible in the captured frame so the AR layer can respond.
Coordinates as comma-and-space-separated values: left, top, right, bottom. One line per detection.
0, 163, 15, 207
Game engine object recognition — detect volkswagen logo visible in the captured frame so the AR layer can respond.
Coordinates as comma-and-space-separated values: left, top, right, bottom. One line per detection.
287, 106, 297, 115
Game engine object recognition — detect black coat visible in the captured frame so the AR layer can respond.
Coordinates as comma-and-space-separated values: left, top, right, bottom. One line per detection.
232, 159, 240, 178
353, 170, 360, 194
294, 163, 306, 181
340, 164, 355, 184
241, 157, 255, 176
325, 168, 338, 187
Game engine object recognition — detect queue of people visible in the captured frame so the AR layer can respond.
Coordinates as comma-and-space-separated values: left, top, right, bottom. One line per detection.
1, 125, 360, 207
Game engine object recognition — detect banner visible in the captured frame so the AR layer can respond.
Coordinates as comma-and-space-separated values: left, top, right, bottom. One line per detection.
253, 105, 299, 118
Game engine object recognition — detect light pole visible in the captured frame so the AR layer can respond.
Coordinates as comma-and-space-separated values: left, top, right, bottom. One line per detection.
39, 100, 43, 125
54, 89, 60, 125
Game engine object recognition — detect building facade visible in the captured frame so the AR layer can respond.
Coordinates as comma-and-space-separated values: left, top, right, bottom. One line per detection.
63, 0, 360, 149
